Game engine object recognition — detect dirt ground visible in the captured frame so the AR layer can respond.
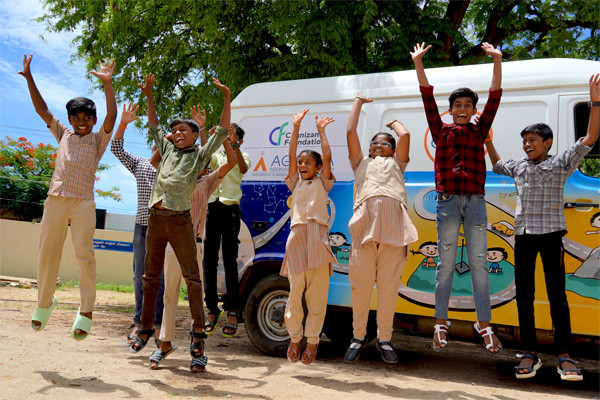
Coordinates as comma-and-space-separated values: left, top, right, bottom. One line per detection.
0, 285, 598, 400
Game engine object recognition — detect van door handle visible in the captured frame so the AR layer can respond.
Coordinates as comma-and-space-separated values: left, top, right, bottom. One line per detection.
564, 202, 599, 208
252, 221, 269, 231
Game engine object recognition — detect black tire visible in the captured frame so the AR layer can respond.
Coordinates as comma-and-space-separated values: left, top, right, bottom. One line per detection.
243, 274, 290, 357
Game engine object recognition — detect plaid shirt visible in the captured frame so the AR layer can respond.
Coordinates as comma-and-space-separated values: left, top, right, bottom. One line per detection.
420, 86, 502, 195
190, 171, 223, 239
47, 117, 112, 200
493, 139, 591, 235
110, 138, 156, 226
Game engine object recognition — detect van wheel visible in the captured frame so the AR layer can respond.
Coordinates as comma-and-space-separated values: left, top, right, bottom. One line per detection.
243, 274, 290, 357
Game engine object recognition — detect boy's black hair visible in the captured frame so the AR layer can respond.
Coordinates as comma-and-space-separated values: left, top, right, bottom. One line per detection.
488, 247, 508, 260
298, 149, 323, 166
329, 232, 347, 240
410, 241, 438, 255
66, 97, 96, 118
591, 211, 600, 224
520, 123, 554, 141
233, 123, 245, 140
370, 132, 396, 149
170, 117, 200, 133
448, 88, 478, 108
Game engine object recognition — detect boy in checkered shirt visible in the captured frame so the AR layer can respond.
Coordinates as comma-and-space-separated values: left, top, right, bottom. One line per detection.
18, 54, 117, 340
411, 42, 503, 354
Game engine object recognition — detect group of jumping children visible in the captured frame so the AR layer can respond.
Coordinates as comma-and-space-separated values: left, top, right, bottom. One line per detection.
20, 40, 599, 382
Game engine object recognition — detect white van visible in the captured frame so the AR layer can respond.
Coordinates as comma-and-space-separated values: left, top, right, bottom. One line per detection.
221, 58, 599, 355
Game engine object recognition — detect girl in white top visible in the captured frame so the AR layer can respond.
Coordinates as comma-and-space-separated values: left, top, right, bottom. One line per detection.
281, 109, 336, 365
343, 94, 418, 364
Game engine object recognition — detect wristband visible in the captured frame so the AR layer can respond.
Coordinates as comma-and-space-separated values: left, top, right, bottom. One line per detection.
355, 96, 365, 103
118, 123, 128, 130
485, 136, 492, 143
231, 143, 241, 149
317, 129, 325, 134
293, 122, 301, 127
199, 126, 205, 131
589, 101, 600, 107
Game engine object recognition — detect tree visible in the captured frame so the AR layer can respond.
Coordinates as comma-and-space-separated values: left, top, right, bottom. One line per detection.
37, 0, 599, 128
0, 135, 121, 221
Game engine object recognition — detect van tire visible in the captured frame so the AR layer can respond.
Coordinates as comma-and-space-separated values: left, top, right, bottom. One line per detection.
243, 274, 290, 357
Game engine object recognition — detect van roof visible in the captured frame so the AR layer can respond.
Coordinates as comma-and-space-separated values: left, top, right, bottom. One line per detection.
232, 58, 599, 108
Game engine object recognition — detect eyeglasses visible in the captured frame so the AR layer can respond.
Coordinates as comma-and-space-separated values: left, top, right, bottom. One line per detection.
370, 140, 393, 148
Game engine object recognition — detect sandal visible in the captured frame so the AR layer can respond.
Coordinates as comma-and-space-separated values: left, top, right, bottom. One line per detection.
71, 308, 93, 341
474, 322, 502, 354
222, 311, 239, 338
31, 295, 58, 332
557, 356, 583, 381
125, 323, 138, 346
190, 329, 208, 373
515, 353, 542, 379
148, 345, 178, 370
287, 342, 300, 363
130, 328, 156, 353
433, 321, 450, 351
301, 344, 318, 365
204, 309, 224, 335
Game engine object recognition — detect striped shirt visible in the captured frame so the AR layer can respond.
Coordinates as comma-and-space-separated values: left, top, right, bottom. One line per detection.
420, 85, 502, 195
47, 117, 112, 200
492, 138, 591, 235
110, 138, 156, 226
190, 171, 223, 239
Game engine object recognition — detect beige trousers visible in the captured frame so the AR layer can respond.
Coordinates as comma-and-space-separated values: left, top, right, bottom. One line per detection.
284, 264, 330, 345
159, 241, 204, 342
349, 242, 407, 342
37, 195, 96, 312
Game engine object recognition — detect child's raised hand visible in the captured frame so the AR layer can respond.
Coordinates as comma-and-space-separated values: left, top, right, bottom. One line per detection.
90, 58, 116, 81
208, 126, 217, 137
385, 120, 409, 133
138, 73, 155, 97
481, 42, 502, 59
315, 116, 334, 132
212, 78, 230, 98
190, 105, 206, 127
590, 73, 600, 102
355, 93, 373, 103
120, 102, 140, 125
293, 109, 309, 125
410, 42, 431, 62
18, 54, 33, 77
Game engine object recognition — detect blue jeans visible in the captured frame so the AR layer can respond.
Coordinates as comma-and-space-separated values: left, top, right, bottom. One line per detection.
434, 193, 491, 321
133, 223, 164, 327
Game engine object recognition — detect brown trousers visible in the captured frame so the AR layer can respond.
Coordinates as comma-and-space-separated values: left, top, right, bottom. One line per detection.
141, 210, 205, 331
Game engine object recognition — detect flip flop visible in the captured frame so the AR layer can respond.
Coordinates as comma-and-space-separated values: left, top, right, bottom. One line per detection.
474, 322, 502, 354
433, 321, 450, 351
301, 345, 318, 365
557, 356, 583, 381
287, 342, 300, 363
71, 308, 93, 341
31, 295, 58, 332
148, 345, 178, 370
515, 353, 542, 379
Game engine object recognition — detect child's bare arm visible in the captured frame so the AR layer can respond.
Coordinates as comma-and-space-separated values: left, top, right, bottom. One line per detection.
90, 58, 117, 132
18, 54, 54, 126
113, 102, 140, 140
213, 78, 231, 130
286, 109, 309, 179
138, 73, 158, 128
583, 73, 600, 147
190, 105, 207, 146
485, 139, 501, 166
410, 43, 432, 88
482, 42, 502, 91
228, 123, 249, 173
316, 115, 334, 179
386, 120, 410, 163
216, 139, 237, 178
347, 94, 372, 162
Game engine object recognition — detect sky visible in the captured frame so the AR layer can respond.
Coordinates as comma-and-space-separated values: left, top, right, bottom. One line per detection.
1, 0, 149, 216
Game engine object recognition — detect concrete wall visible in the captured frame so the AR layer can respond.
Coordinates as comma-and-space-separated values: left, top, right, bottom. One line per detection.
0, 219, 134, 285
105, 213, 135, 233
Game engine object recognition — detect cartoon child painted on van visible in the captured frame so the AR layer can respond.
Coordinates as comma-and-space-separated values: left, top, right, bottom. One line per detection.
487, 247, 508, 273
586, 212, 600, 235
329, 232, 350, 264
410, 241, 438, 268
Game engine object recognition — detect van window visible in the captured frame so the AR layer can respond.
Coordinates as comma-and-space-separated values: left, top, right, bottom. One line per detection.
574, 102, 599, 178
